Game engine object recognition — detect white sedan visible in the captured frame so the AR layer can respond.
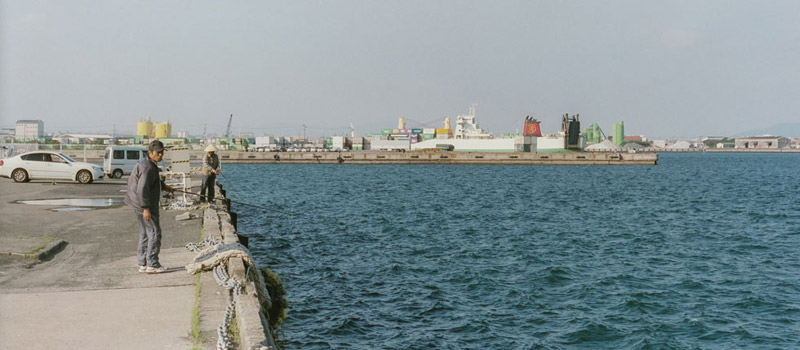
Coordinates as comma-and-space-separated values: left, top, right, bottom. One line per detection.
0, 151, 105, 184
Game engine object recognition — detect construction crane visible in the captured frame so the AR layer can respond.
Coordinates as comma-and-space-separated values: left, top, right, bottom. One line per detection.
224, 114, 233, 138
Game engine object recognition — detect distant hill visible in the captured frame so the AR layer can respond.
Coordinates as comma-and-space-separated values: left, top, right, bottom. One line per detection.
735, 123, 800, 138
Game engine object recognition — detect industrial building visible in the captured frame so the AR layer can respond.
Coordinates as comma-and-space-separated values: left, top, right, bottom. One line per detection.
735, 136, 791, 149
52, 134, 113, 144
136, 118, 172, 139
360, 109, 587, 153
15, 120, 44, 140
0, 128, 15, 142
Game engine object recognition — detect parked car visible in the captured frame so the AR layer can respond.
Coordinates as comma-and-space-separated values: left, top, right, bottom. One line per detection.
103, 146, 148, 179
0, 151, 105, 184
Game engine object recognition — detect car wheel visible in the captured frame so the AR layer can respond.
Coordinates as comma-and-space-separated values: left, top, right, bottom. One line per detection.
77, 170, 93, 184
12, 168, 29, 183
112, 169, 123, 179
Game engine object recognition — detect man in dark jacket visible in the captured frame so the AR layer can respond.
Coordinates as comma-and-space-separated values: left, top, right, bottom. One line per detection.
125, 140, 172, 274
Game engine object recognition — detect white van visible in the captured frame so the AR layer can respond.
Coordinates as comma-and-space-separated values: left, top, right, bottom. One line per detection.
103, 146, 148, 178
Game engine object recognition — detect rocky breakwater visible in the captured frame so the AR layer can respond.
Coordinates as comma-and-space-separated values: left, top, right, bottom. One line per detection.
186, 182, 286, 350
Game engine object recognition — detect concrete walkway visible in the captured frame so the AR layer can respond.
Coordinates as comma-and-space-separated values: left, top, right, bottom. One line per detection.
0, 178, 227, 350
1, 285, 194, 349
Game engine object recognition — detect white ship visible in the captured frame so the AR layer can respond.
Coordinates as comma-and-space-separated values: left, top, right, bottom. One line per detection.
412, 104, 524, 152
455, 104, 492, 139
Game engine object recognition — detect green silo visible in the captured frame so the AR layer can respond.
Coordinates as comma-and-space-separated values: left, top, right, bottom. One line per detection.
592, 123, 601, 143
584, 127, 594, 144
613, 121, 625, 146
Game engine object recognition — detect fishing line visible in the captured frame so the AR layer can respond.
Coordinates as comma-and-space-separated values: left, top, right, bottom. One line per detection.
215, 172, 287, 214
167, 186, 288, 213
186, 172, 331, 224
216, 172, 241, 195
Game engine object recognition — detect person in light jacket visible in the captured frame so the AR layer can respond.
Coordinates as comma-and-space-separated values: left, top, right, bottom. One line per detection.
125, 140, 172, 274
201, 144, 221, 203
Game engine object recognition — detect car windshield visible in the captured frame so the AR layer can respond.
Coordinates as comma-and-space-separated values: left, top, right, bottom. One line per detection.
58, 153, 76, 162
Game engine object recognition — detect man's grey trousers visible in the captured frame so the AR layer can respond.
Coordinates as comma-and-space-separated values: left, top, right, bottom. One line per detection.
135, 210, 162, 268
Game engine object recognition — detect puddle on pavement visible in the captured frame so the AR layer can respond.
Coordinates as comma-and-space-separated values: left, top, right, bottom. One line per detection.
51, 207, 94, 212
17, 198, 124, 208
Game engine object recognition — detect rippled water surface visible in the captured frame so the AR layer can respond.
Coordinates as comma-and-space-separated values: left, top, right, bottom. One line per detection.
223, 153, 800, 349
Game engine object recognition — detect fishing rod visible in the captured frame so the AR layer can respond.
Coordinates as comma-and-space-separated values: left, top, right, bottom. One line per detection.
179, 173, 309, 218
166, 186, 290, 213
167, 178, 335, 226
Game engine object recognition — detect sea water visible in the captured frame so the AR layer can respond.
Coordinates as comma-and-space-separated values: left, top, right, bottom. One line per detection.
223, 153, 800, 349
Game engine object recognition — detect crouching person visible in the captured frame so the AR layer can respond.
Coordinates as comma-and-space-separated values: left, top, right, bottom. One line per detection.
125, 140, 173, 274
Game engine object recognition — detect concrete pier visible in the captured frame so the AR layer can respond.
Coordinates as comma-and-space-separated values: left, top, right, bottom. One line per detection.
0, 176, 278, 349
0, 178, 208, 349
44, 149, 658, 165
213, 150, 659, 165
29, 147, 800, 165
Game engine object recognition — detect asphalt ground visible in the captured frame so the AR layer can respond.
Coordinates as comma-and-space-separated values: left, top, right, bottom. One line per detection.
0, 176, 227, 349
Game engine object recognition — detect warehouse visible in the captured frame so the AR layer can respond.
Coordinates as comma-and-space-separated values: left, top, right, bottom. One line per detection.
735, 136, 791, 149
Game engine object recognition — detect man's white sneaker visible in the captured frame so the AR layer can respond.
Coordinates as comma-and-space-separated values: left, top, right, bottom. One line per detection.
145, 266, 167, 274
138, 266, 147, 273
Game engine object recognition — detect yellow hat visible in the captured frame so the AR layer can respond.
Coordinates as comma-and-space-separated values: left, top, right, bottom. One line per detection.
204, 144, 218, 152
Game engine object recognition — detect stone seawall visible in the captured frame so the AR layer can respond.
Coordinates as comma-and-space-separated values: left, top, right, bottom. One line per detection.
202, 183, 280, 350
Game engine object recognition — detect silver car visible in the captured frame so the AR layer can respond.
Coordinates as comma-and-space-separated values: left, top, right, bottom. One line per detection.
0, 151, 105, 184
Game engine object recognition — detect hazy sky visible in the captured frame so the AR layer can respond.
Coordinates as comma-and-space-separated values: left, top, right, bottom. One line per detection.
2, 0, 799, 139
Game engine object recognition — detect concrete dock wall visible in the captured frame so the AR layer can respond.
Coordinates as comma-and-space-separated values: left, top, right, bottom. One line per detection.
30, 148, 800, 166
51, 150, 659, 165
62, 150, 658, 165
203, 184, 279, 350
18, 147, 800, 165
210, 150, 659, 165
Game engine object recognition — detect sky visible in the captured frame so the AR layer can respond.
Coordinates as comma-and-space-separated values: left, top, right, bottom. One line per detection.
2, 0, 799, 139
